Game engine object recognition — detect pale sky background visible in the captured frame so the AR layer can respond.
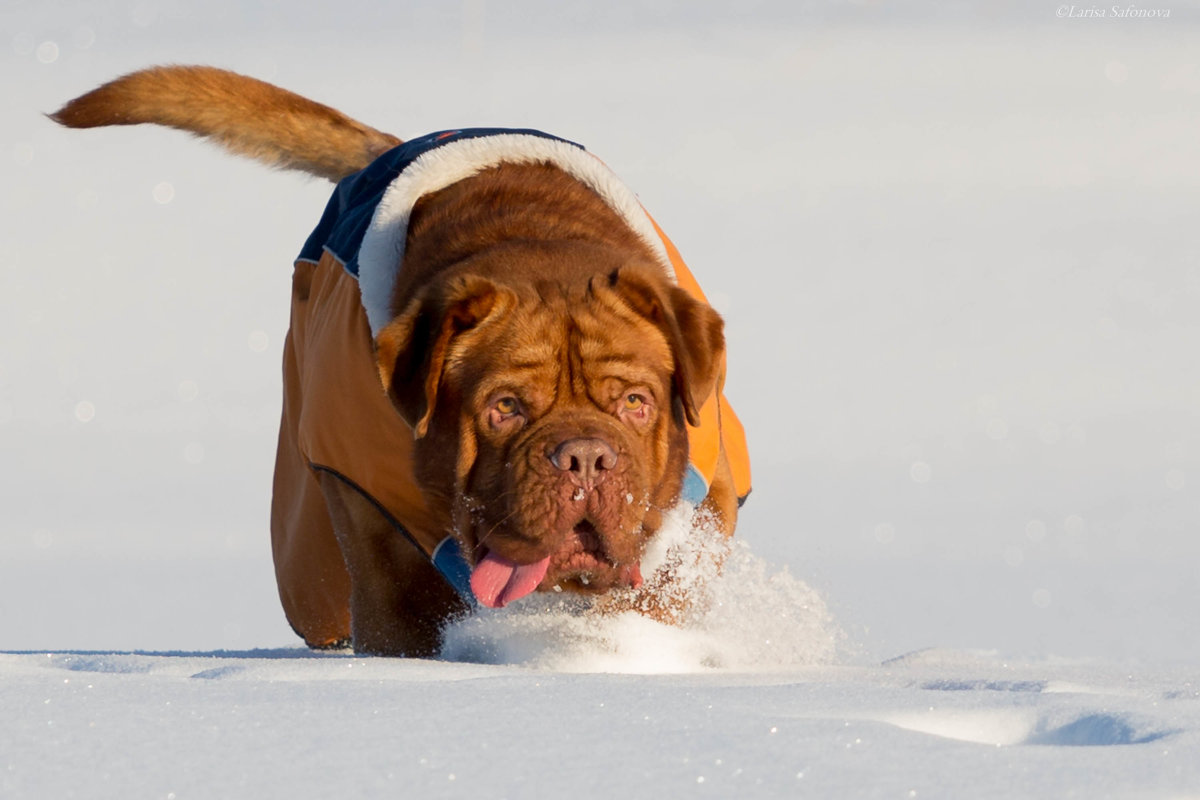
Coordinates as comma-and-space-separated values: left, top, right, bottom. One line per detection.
1, 0, 1198, 662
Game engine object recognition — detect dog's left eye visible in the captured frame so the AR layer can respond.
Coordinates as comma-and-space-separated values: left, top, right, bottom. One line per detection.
623, 394, 646, 411
487, 396, 524, 430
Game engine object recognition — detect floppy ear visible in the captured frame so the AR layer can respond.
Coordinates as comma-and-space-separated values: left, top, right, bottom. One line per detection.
375, 275, 509, 437
607, 268, 726, 427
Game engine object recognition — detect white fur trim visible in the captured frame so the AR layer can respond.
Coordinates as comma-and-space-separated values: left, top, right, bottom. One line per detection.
357, 134, 675, 337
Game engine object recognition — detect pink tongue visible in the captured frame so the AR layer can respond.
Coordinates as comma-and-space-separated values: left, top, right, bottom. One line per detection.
470, 552, 552, 608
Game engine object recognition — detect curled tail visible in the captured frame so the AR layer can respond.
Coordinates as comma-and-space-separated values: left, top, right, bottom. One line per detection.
51, 65, 402, 182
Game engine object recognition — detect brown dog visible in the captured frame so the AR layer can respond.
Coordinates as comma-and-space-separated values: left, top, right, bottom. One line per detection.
53, 66, 751, 656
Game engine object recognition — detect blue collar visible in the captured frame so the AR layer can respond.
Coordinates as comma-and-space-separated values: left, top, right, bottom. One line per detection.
431, 536, 476, 607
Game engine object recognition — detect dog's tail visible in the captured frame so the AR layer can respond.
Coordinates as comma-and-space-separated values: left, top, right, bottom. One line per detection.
50, 65, 402, 182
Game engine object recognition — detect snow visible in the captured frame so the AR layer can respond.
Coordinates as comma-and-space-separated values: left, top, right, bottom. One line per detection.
440, 514, 841, 672
3, 1, 1200, 797
3, 649, 1199, 798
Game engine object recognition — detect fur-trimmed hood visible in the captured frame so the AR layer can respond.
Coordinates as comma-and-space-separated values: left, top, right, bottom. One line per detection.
297, 128, 678, 337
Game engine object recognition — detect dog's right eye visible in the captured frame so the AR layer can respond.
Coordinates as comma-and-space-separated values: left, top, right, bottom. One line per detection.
495, 397, 519, 416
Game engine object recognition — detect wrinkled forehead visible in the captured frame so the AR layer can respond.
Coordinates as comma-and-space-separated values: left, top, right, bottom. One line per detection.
568, 288, 675, 382
451, 287, 675, 392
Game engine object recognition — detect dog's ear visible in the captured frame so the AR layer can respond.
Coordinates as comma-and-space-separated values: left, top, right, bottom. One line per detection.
606, 268, 726, 427
376, 276, 511, 437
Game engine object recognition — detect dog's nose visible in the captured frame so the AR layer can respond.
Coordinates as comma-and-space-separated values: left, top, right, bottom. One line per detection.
549, 438, 617, 489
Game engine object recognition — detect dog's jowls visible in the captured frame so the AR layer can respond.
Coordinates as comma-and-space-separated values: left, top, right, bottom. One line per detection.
53, 66, 750, 656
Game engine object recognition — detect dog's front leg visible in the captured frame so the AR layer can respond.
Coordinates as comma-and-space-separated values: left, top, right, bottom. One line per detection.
317, 471, 468, 657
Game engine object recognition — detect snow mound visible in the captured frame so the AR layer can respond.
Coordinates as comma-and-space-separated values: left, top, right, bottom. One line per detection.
883, 707, 1174, 748
441, 508, 842, 672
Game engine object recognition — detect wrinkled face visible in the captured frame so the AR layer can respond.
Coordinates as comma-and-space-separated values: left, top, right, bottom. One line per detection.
440, 286, 687, 601
376, 258, 724, 608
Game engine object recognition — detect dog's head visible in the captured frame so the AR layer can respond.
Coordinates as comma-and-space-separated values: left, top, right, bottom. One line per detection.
375, 243, 724, 607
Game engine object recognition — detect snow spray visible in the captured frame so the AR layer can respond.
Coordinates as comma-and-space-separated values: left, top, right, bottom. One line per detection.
440, 506, 843, 673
